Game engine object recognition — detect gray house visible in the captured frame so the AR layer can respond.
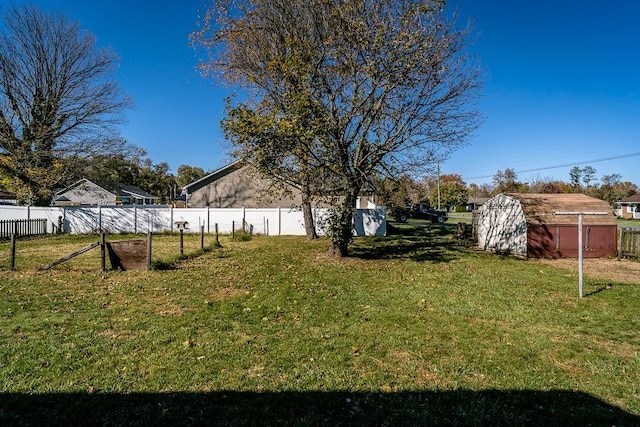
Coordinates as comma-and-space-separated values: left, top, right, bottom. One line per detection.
183, 161, 375, 209
182, 161, 301, 208
52, 179, 159, 206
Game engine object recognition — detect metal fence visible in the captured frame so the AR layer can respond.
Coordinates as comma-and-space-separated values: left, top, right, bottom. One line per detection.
618, 227, 640, 258
0, 219, 47, 238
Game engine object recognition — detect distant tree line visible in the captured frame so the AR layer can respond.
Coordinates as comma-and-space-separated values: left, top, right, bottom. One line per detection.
0, 148, 208, 205
376, 166, 638, 211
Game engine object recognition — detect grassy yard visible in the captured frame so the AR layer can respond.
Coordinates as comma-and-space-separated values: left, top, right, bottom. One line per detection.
618, 218, 640, 227
0, 226, 638, 425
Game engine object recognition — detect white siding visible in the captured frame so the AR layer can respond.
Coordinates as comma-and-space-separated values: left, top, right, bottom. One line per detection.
477, 194, 528, 257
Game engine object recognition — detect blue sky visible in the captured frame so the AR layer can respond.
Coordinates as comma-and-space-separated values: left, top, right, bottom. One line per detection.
451, 0, 640, 186
7, 0, 640, 187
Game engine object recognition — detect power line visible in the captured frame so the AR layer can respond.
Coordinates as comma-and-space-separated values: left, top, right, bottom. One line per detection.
466, 151, 640, 181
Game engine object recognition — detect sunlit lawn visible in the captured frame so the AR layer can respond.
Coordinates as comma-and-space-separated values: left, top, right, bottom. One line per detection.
0, 226, 638, 425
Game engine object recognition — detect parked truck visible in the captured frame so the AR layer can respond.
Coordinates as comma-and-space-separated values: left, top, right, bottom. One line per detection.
392, 202, 448, 224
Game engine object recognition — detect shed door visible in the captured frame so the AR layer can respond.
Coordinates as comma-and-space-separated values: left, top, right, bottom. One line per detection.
556, 225, 617, 258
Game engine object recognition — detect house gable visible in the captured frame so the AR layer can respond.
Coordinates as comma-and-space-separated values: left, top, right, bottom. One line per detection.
54, 179, 116, 206
53, 179, 160, 206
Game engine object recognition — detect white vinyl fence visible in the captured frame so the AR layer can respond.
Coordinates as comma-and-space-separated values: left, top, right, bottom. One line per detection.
0, 205, 386, 237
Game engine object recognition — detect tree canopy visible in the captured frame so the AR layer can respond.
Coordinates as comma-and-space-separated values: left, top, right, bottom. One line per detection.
176, 165, 206, 188
193, 0, 483, 255
0, 5, 133, 205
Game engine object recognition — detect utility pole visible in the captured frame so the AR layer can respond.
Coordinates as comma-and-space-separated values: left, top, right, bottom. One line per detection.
437, 162, 441, 210
554, 211, 609, 298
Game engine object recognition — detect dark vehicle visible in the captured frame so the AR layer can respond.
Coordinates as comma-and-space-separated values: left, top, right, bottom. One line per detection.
393, 202, 448, 224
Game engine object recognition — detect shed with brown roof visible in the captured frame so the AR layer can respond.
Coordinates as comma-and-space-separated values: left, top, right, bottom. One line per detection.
477, 193, 617, 258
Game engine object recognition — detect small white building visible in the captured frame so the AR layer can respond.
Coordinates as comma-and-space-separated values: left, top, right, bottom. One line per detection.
477, 193, 617, 258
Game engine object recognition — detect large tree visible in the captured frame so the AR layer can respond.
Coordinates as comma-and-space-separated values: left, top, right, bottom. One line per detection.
569, 166, 582, 191
376, 174, 430, 210
0, 5, 132, 205
176, 164, 206, 188
582, 165, 597, 190
430, 173, 468, 210
491, 168, 527, 194
64, 145, 147, 186
194, 0, 482, 256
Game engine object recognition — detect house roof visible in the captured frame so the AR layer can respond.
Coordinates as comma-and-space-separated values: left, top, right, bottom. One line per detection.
54, 179, 115, 197
56, 179, 158, 200
182, 160, 244, 193
0, 190, 17, 200
109, 183, 159, 200
181, 160, 370, 196
620, 193, 640, 203
505, 193, 617, 226
468, 197, 489, 205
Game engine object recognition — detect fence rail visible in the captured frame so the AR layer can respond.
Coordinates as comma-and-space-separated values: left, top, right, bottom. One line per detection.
0, 219, 47, 238
618, 228, 640, 258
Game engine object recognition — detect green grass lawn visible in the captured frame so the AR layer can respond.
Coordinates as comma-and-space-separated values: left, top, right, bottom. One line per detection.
1, 226, 638, 425
618, 218, 640, 227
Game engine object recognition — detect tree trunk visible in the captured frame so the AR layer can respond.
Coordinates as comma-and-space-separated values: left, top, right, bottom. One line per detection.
326, 189, 359, 257
327, 238, 349, 257
301, 188, 318, 240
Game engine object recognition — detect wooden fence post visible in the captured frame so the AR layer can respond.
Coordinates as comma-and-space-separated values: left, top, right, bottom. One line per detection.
200, 225, 205, 249
147, 231, 152, 271
215, 223, 219, 245
180, 229, 184, 255
10, 233, 16, 271
100, 232, 106, 271
232, 221, 235, 240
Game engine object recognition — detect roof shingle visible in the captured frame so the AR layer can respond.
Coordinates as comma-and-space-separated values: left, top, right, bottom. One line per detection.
506, 193, 616, 226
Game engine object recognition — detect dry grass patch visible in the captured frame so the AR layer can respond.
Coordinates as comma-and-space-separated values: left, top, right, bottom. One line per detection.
533, 257, 640, 284
209, 287, 246, 301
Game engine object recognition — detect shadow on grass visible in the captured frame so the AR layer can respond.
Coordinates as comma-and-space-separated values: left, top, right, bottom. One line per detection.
1, 389, 637, 426
151, 244, 223, 271
350, 222, 468, 263
583, 282, 638, 297
584, 284, 614, 297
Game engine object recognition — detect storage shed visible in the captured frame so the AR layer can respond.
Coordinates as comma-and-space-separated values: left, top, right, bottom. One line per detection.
477, 193, 617, 258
